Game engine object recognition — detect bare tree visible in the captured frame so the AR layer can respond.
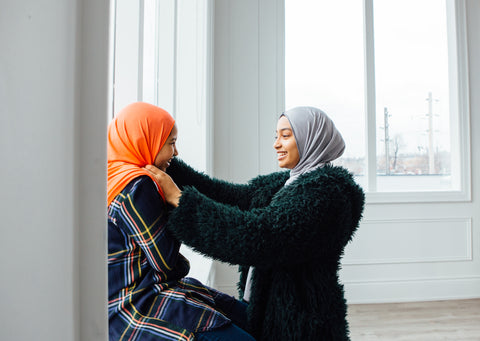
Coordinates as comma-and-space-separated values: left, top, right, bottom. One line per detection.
390, 134, 404, 172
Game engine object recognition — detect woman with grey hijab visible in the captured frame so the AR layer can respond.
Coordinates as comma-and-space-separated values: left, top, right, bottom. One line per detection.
282, 106, 346, 185
243, 106, 346, 301
146, 106, 365, 340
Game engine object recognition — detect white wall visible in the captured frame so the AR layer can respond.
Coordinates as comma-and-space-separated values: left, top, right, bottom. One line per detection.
0, 0, 110, 340
340, 0, 479, 303
213, 0, 284, 182
210, 0, 284, 293
0, 1, 477, 339
210, 0, 480, 303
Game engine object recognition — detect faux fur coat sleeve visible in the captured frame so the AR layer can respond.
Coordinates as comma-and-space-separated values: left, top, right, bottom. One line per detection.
166, 165, 364, 268
166, 158, 256, 209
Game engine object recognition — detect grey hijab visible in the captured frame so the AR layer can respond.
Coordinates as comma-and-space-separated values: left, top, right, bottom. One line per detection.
282, 106, 345, 186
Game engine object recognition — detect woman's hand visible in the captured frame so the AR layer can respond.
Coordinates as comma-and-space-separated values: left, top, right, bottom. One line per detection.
145, 164, 182, 207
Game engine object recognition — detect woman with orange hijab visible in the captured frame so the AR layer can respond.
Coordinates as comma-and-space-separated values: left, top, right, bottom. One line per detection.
107, 102, 254, 341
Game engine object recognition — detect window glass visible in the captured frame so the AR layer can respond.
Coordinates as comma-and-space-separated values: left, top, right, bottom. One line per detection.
285, 0, 366, 186
374, 0, 452, 191
285, 0, 463, 194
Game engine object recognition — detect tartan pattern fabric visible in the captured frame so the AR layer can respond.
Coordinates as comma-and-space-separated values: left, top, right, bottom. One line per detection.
108, 176, 230, 340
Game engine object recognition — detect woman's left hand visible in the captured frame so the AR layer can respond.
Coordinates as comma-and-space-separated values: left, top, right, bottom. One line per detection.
145, 165, 182, 207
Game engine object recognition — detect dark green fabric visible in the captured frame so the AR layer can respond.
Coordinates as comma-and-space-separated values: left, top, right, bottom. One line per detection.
166, 159, 365, 341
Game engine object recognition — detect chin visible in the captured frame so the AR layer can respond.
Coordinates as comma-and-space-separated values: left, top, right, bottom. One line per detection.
279, 162, 295, 169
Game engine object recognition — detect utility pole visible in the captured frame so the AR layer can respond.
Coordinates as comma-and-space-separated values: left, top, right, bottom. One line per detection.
426, 92, 435, 174
384, 107, 390, 175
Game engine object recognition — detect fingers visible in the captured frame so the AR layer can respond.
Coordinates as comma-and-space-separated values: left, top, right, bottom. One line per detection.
144, 165, 181, 207
144, 164, 162, 175
144, 165, 173, 186
144, 164, 157, 172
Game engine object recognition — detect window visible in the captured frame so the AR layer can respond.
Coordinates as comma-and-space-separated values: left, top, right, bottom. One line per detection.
285, 0, 470, 202
111, 0, 214, 283
112, 0, 176, 116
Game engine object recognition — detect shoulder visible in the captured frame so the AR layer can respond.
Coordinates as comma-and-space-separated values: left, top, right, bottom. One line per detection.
115, 175, 166, 213
291, 166, 365, 221
248, 171, 290, 193
294, 166, 359, 190
249, 170, 290, 188
247, 171, 290, 207
277, 166, 364, 205
119, 175, 159, 198
270, 167, 364, 235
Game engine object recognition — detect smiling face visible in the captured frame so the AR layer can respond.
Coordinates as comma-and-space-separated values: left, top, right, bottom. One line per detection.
274, 116, 300, 169
154, 124, 178, 171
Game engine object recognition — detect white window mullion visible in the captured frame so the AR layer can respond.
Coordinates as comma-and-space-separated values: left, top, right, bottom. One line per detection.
137, 0, 145, 101
363, 0, 377, 192
205, 0, 215, 175
154, 0, 177, 117
449, 0, 471, 199
110, 0, 118, 119
112, 0, 141, 115
141, 0, 158, 104
172, 0, 178, 119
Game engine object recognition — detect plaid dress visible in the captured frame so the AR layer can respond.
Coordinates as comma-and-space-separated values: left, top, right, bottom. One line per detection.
108, 176, 230, 341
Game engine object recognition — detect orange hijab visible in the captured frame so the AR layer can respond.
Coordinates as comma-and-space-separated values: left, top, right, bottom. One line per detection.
107, 102, 175, 206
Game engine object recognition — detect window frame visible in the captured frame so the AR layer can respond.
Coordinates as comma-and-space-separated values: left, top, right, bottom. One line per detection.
111, 0, 216, 285
363, 0, 471, 203
282, 0, 471, 203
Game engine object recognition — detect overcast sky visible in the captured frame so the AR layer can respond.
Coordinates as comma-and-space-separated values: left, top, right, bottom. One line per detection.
285, 0, 451, 158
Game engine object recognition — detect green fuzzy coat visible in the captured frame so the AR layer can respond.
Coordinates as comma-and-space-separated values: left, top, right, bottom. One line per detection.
165, 159, 365, 341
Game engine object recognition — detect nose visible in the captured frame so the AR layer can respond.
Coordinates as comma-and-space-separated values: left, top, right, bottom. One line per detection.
273, 137, 280, 149
174, 145, 179, 156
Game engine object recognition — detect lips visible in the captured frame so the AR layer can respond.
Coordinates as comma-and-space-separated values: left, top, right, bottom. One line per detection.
277, 151, 287, 160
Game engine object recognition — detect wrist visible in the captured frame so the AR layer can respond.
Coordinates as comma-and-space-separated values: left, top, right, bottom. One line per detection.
172, 191, 182, 207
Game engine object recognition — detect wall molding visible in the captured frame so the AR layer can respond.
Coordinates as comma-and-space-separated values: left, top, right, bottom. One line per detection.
342, 217, 473, 265
344, 275, 480, 304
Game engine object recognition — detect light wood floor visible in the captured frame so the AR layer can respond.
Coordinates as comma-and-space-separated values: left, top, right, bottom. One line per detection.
347, 299, 480, 340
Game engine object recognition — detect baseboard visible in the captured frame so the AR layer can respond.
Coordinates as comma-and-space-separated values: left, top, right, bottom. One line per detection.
213, 277, 480, 304
343, 275, 480, 304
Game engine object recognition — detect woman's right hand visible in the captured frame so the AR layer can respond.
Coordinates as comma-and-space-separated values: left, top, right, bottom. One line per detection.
145, 164, 182, 207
